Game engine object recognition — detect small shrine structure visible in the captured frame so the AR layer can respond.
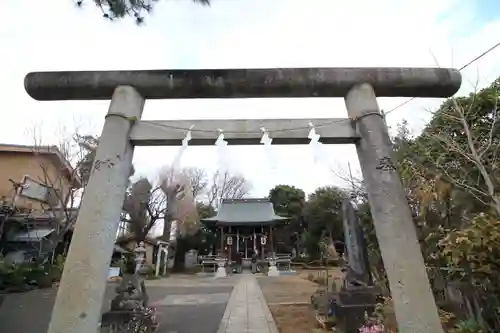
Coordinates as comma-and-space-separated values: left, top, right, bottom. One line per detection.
200, 198, 288, 263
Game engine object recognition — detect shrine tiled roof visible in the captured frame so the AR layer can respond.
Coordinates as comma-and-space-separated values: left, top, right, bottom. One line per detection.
200, 198, 289, 226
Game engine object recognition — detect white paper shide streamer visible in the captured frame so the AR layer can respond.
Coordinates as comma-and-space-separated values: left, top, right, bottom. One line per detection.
215, 129, 229, 171
171, 125, 194, 169
260, 127, 277, 169
308, 122, 324, 164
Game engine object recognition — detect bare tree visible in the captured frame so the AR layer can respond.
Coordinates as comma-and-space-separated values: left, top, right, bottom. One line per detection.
157, 166, 207, 199
423, 95, 500, 216
207, 170, 251, 209
183, 167, 208, 199
121, 177, 166, 242
158, 168, 199, 240
330, 164, 366, 196
16, 128, 98, 257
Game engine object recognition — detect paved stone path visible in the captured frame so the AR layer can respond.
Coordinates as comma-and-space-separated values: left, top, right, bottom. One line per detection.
153, 283, 235, 333
0, 276, 239, 333
217, 274, 278, 333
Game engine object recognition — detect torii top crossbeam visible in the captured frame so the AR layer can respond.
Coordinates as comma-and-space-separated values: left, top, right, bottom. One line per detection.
24, 67, 461, 100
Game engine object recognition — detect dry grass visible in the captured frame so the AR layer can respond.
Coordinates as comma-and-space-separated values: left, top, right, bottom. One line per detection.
259, 274, 318, 305
258, 268, 343, 333
269, 304, 328, 333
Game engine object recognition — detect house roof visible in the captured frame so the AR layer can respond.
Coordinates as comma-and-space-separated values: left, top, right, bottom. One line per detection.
0, 143, 82, 188
113, 244, 131, 254
7, 208, 79, 230
200, 198, 289, 226
7, 228, 55, 242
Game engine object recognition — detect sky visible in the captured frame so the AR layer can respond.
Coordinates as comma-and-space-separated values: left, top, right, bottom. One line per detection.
0, 0, 499, 199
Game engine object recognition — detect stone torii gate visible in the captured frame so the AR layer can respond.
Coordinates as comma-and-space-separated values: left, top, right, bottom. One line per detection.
25, 67, 461, 333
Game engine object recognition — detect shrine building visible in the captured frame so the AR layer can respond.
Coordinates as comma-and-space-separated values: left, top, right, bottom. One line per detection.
200, 198, 289, 261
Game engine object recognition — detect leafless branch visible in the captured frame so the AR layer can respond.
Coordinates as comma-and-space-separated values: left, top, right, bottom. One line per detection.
207, 170, 251, 209
14, 125, 97, 257
157, 166, 207, 199
421, 87, 500, 215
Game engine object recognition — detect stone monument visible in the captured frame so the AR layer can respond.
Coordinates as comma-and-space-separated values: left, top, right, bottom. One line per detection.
341, 199, 373, 287
335, 198, 377, 333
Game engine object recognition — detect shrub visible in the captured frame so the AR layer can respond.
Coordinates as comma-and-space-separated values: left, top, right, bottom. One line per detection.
448, 319, 486, 333
434, 213, 500, 286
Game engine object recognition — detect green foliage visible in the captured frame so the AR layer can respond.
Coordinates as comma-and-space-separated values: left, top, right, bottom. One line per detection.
360, 78, 500, 305
407, 79, 500, 217
303, 186, 346, 241
268, 185, 306, 252
268, 184, 306, 217
433, 213, 500, 286
422, 81, 499, 190
0, 257, 49, 289
76, 0, 210, 24
301, 230, 320, 261
196, 202, 216, 219
389, 79, 500, 328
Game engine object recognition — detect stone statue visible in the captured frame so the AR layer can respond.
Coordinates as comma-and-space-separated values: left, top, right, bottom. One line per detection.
101, 255, 158, 332
110, 275, 147, 311
341, 198, 373, 288
134, 241, 147, 274
110, 255, 149, 310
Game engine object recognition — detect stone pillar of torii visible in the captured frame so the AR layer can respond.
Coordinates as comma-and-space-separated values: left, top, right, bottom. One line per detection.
24, 67, 461, 333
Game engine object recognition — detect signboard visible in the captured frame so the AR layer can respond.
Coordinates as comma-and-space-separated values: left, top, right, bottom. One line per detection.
227, 236, 233, 245
18, 176, 59, 205
260, 236, 267, 245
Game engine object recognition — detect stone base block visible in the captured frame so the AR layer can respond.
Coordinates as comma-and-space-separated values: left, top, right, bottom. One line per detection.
267, 265, 279, 277
334, 286, 377, 333
215, 266, 227, 278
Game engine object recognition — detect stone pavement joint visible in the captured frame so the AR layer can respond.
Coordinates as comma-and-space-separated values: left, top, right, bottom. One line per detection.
217, 274, 278, 333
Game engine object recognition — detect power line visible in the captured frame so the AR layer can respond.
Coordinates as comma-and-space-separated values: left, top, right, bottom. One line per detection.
385, 40, 500, 116
143, 117, 351, 135
145, 40, 500, 135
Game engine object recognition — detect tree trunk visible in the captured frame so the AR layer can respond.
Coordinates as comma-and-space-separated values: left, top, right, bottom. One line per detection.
172, 237, 186, 272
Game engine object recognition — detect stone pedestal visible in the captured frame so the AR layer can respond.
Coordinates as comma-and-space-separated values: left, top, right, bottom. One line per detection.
215, 259, 227, 278
334, 286, 377, 333
267, 258, 279, 277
